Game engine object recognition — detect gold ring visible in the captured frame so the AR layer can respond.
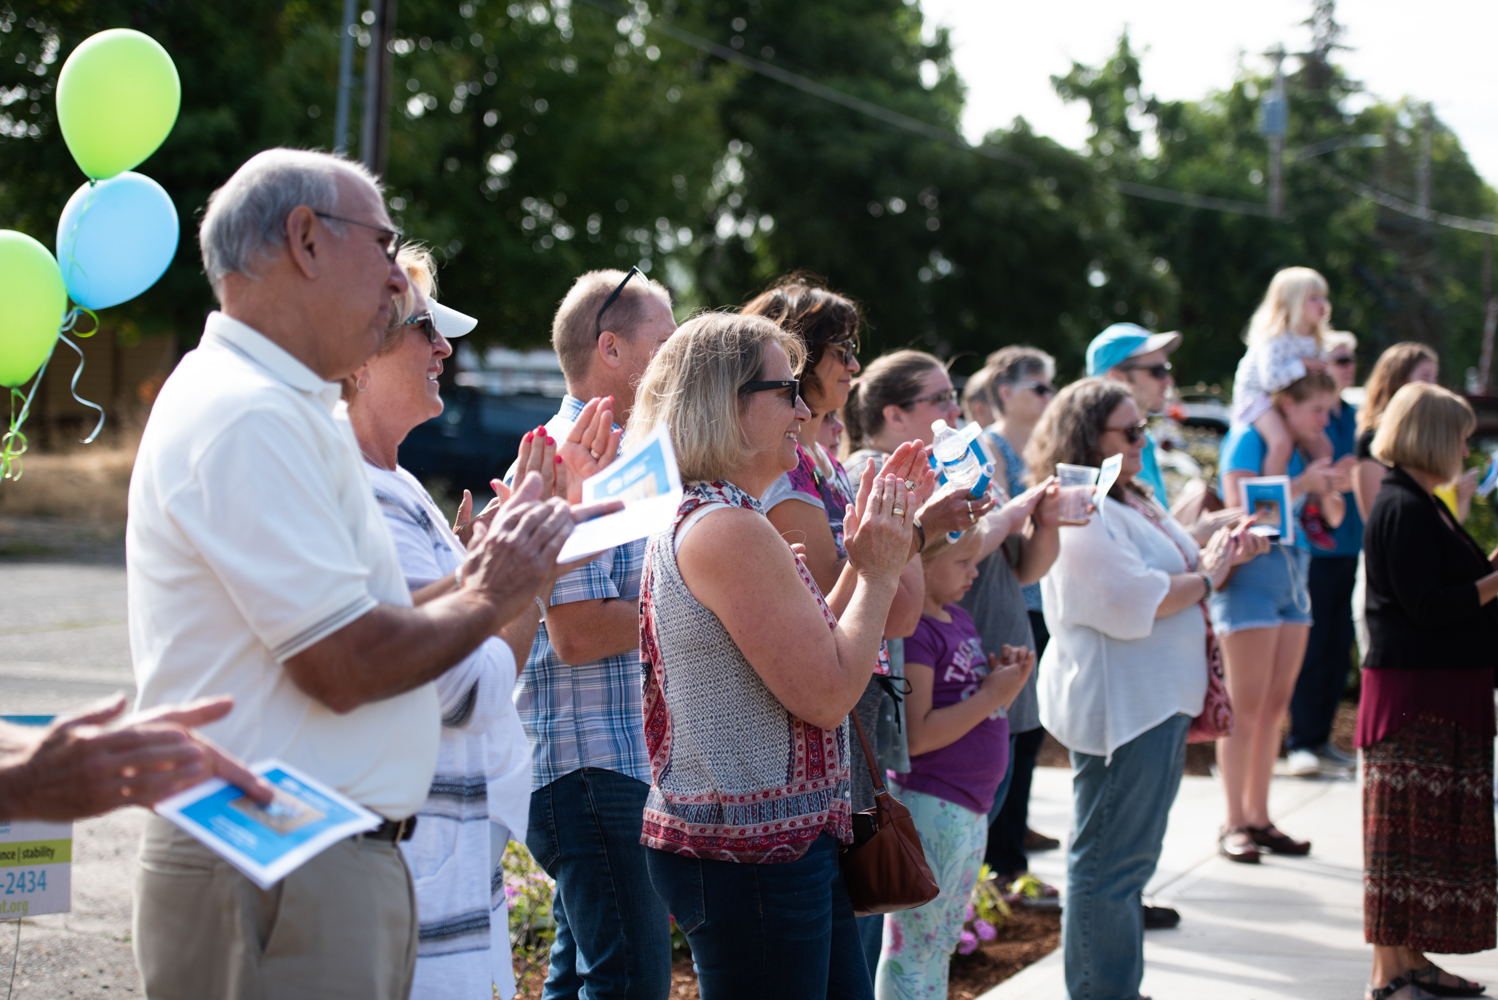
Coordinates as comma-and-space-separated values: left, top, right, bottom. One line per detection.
892, 507, 906, 518
968, 510, 976, 524
904, 480, 916, 491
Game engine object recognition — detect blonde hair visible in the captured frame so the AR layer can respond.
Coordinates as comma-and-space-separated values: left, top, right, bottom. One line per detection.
1357, 341, 1439, 435
1246, 267, 1331, 347
552, 269, 672, 385
627, 312, 805, 483
920, 524, 979, 565
342, 244, 437, 402
1371, 382, 1474, 482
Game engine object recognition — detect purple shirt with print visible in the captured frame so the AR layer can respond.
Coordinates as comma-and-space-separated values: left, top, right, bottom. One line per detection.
891, 604, 1010, 815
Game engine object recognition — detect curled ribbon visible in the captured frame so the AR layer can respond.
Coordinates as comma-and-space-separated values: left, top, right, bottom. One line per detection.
0, 306, 108, 480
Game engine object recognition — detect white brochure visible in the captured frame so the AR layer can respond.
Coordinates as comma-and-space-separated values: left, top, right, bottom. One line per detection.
558, 420, 683, 562
1096, 453, 1123, 524
154, 759, 381, 890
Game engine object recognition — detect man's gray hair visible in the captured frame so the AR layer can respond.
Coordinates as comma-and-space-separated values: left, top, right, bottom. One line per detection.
199, 148, 383, 295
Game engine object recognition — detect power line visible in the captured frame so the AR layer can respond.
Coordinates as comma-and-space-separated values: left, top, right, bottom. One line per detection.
575, 0, 1276, 216
1304, 157, 1498, 235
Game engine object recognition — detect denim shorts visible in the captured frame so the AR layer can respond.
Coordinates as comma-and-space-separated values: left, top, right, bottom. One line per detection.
1208, 543, 1312, 634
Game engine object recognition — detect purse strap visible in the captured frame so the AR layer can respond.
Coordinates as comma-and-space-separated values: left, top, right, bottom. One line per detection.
850, 711, 887, 797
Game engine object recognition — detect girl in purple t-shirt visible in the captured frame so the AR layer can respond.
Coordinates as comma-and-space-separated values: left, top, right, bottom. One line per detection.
876, 527, 1035, 999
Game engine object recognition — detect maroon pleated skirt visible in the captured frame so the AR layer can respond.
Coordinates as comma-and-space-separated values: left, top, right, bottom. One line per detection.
1363, 713, 1496, 953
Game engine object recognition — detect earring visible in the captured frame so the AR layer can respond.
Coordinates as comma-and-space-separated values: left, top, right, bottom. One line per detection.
355, 374, 370, 392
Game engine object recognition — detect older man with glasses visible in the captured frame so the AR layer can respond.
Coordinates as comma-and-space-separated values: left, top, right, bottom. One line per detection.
128, 149, 581, 1000
1086, 322, 1184, 503
508, 267, 677, 1000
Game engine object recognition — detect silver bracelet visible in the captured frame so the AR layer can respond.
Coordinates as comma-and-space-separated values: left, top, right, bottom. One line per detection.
534, 596, 547, 622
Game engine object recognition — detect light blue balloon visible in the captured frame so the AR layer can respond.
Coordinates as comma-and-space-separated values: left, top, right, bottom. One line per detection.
55, 170, 178, 310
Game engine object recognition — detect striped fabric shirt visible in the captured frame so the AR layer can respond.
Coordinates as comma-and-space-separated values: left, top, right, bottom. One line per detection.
515, 395, 652, 790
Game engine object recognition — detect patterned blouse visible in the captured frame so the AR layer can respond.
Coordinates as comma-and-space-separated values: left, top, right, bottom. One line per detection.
638, 480, 853, 863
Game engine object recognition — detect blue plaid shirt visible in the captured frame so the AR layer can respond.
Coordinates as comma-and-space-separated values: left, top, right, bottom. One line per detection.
514, 396, 651, 789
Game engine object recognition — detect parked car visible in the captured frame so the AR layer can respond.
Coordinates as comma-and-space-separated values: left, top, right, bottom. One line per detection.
398, 386, 564, 497
1167, 393, 1231, 433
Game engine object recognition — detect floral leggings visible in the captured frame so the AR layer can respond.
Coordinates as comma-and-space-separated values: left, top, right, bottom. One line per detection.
874, 787, 987, 1000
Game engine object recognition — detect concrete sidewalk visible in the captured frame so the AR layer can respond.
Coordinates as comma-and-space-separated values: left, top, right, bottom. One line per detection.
983, 764, 1498, 999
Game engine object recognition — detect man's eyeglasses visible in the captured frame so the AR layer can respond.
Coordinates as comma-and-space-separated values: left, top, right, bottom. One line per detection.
1014, 380, 1057, 397
1104, 419, 1150, 445
596, 266, 645, 339
826, 340, 858, 368
314, 211, 403, 262
741, 379, 801, 404
1119, 361, 1172, 380
905, 388, 959, 408
1328, 355, 1356, 368
404, 312, 438, 344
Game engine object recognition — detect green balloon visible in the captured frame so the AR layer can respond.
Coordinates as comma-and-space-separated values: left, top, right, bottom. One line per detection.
56, 29, 180, 180
0, 232, 66, 388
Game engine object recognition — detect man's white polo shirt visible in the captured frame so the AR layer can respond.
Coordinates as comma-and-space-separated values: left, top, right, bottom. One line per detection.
127, 312, 439, 819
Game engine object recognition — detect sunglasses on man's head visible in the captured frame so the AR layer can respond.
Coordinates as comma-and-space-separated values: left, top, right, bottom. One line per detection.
595, 266, 645, 339
314, 211, 403, 262
741, 379, 801, 404
1104, 419, 1150, 445
1119, 361, 1172, 380
404, 312, 438, 344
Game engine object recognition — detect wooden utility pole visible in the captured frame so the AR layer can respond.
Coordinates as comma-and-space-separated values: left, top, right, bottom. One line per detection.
1262, 46, 1288, 220
359, 0, 398, 177
1480, 231, 1497, 395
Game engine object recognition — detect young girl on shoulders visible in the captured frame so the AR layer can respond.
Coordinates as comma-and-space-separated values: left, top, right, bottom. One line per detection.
1233, 266, 1336, 475
875, 527, 1034, 1000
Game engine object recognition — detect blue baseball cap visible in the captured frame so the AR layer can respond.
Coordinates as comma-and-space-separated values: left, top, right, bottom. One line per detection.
1085, 323, 1183, 377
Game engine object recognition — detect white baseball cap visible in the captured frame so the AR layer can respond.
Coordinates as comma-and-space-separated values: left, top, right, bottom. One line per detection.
430, 299, 477, 339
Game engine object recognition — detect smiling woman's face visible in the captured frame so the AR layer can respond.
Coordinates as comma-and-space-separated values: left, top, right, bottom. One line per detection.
362, 287, 453, 436
739, 340, 811, 478
805, 340, 860, 414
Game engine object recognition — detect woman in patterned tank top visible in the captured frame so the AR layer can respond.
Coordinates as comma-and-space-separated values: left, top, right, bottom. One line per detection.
630, 313, 931, 1000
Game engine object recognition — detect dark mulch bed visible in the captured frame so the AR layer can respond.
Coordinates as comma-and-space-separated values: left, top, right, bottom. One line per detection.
1037, 699, 1361, 776
516, 906, 1062, 999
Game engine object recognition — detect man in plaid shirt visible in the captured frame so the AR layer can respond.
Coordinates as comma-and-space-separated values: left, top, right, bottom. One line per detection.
518, 268, 677, 999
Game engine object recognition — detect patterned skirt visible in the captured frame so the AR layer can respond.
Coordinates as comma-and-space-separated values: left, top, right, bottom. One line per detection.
1363, 713, 1497, 953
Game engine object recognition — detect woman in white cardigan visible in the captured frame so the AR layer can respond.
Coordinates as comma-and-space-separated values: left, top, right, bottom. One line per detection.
1027, 378, 1264, 1000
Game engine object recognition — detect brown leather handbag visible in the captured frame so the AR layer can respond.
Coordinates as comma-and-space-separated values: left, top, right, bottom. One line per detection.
838, 713, 940, 917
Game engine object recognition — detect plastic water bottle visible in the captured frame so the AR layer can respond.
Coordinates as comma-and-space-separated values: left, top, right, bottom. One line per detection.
930, 419, 984, 494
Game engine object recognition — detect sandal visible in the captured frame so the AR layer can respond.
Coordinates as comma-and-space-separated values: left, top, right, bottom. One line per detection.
1408, 963, 1486, 998
1218, 827, 1260, 864
1246, 823, 1311, 856
1366, 976, 1439, 1000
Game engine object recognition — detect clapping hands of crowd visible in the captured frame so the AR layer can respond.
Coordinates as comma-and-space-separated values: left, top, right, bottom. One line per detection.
1198, 515, 1272, 590
0, 694, 274, 822
1298, 454, 1358, 497
979, 644, 1036, 711
844, 442, 927, 581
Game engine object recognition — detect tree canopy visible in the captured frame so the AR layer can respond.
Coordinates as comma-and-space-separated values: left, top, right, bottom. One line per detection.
1, 0, 1492, 388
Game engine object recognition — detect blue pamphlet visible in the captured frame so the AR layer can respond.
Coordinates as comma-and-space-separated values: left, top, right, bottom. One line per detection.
1241, 475, 1294, 546
558, 420, 682, 561
154, 759, 380, 890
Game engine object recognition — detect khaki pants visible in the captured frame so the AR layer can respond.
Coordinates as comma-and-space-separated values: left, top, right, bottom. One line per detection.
133, 814, 417, 1000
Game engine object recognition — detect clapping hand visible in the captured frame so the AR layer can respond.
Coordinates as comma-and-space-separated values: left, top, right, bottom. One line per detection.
980, 644, 1035, 710
557, 396, 623, 504
844, 465, 917, 582
454, 427, 569, 546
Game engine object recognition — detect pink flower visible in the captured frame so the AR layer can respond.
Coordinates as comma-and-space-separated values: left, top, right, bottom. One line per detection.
975, 918, 997, 941
957, 930, 979, 955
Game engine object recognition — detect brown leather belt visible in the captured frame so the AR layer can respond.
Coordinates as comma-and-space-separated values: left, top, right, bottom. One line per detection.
359, 816, 417, 842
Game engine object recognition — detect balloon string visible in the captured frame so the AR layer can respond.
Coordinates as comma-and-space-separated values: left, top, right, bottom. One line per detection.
60, 306, 99, 338
56, 332, 105, 444
0, 343, 57, 482
58, 184, 99, 292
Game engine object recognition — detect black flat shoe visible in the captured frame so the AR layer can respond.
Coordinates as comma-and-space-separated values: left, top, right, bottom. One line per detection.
1366, 975, 1439, 1000
1142, 904, 1179, 930
1246, 823, 1311, 856
1218, 827, 1260, 864
1408, 963, 1486, 997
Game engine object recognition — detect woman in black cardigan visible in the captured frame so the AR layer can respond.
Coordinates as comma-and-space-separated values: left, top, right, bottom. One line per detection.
1358, 382, 1498, 1000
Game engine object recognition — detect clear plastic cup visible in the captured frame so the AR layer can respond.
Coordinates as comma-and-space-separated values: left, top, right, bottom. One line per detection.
1055, 463, 1100, 526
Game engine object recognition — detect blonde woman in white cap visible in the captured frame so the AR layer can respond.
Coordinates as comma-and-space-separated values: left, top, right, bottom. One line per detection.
345, 247, 612, 1000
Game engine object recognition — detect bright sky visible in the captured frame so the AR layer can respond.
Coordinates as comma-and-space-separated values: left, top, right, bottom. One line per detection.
922, 0, 1498, 189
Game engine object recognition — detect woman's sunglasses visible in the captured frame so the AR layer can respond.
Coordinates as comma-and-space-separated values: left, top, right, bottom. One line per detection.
404, 312, 438, 344
905, 388, 959, 408
741, 379, 801, 404
1104, 419, 1149, 445
1014, 380, 1057, 397
826, 340, 858, 367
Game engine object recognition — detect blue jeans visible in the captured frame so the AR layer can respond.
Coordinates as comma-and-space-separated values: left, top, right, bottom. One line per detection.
1288, 555, 1357, 751
1064, 714, 1190, 1000
647, 834, 873, 1000
527, 768, 671, 1000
